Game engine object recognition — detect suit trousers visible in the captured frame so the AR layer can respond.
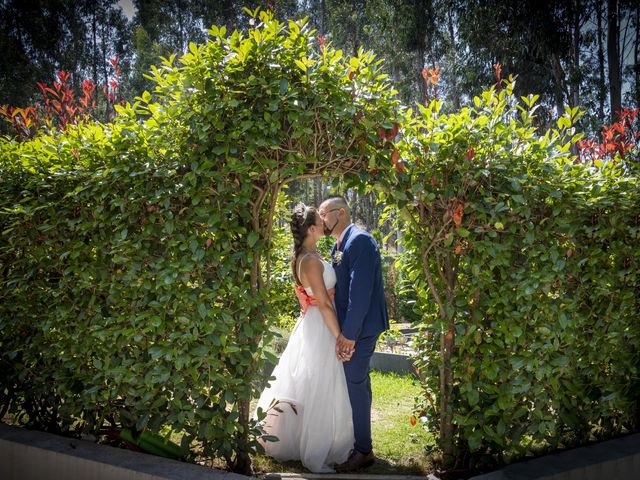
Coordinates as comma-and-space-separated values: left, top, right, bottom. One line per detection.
342, 334, 379, 454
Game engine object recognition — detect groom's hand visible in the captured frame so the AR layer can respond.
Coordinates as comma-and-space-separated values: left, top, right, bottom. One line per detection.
336, 333, 356, 362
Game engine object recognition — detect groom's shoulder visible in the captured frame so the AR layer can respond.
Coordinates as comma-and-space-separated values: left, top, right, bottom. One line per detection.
348, 226, 378, 249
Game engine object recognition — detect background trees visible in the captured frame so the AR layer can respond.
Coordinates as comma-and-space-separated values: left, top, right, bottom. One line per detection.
2, 1, 638, 124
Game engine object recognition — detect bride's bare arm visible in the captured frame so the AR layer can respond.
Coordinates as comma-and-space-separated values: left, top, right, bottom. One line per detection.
300, 256, 341, 339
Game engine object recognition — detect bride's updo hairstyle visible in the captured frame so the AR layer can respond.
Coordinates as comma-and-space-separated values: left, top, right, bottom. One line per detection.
290, 203, 318, 285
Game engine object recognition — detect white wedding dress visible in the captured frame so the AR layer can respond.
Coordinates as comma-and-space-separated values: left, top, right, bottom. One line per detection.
255, 256, 354, 473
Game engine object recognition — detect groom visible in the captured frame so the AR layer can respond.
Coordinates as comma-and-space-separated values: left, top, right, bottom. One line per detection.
318, 195, 389, 472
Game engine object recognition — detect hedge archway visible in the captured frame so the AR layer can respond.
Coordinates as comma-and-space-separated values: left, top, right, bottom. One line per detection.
0, 9, 400, 474
2, 7, 639, 476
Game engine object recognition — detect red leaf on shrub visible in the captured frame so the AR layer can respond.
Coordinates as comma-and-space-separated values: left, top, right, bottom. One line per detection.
388, 122, 399, 139
453, 203, 464, 227
424, 67, 441, 85
431, 176, 437, 186
465, 148, 475, 161
318, 35, 326, 53
57, 70, 71, 83
391, 149, 404, 173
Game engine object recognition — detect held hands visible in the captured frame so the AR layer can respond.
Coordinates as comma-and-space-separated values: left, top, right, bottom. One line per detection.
335, 333, 356, 362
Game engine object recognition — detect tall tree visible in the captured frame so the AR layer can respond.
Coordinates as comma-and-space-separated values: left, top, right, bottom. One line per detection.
596, 0, 607, 121
0, 1, 129, 113
635, 1, 639, 108
0, 0, 86, 105
607, 0, 622, 118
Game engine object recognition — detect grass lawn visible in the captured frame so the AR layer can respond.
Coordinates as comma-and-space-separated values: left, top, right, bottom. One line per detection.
251, 370, 435, 476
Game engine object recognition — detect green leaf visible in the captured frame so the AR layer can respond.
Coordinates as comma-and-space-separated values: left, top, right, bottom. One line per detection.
247, 232, 259, 247
197, 302, 208, 319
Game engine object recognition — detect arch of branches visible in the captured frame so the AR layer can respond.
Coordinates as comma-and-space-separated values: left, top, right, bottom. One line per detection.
1, 8, 638, 476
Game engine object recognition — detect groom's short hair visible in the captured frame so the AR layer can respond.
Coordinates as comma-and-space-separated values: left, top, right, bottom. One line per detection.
323, 195, 350, 214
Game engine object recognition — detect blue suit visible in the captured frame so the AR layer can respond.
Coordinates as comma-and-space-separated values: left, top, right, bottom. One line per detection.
332, 224, 389, 454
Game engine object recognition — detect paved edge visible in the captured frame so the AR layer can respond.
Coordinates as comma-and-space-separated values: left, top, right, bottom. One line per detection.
262, 474, 439, 480
470, 432, 640, 480
0, 422, 250, 480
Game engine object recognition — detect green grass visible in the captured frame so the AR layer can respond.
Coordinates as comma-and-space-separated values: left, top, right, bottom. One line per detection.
251, 371, 435, 476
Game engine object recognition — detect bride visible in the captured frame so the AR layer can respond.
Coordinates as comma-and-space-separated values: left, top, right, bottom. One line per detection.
254, 203, 354, 473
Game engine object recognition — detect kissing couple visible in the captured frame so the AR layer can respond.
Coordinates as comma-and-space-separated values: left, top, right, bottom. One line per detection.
255, 195, 389, 473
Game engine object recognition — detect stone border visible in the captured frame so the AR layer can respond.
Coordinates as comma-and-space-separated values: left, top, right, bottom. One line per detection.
370, 351, 416, 376
470, 433, 640, 479
0, 422, 250, 480
263, 473, 439, 479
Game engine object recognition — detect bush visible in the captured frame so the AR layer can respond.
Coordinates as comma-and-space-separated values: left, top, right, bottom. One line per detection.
0, 9, 398, 474
378, 83, 640, 469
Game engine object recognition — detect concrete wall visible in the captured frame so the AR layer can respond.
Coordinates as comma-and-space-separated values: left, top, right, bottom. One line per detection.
370, 351, 415, 376
0, 423, 250, 480
4, 417, 638, 480
471, 433, 640, 480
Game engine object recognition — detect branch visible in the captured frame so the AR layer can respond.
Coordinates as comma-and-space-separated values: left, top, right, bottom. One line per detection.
422, 248, 446, 320
264, 182, 281, 293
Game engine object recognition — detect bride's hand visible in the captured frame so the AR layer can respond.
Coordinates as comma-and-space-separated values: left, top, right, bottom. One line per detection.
336, 333, 355, 362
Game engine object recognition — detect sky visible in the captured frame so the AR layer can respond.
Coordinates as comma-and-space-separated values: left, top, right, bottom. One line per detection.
117, 0, 135, 20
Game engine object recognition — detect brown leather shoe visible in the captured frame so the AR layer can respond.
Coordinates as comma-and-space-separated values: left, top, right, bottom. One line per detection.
335, 449, 375, 472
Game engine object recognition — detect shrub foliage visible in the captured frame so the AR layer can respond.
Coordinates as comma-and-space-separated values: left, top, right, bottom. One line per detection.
376, 84, 640, 467
1, 8, 638, 474
0, 9, 398, 473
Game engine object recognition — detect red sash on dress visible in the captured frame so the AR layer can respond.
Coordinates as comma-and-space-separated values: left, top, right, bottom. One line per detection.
294, 285, 335, 314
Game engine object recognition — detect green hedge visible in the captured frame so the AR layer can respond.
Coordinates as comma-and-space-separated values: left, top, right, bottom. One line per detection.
2, 7, 638, 474
0, 10, 398, 473
378, 85, 640, 468
0, 119, 270, 466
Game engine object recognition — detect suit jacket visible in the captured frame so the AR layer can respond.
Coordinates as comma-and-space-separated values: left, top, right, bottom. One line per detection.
331, 224, 389, 340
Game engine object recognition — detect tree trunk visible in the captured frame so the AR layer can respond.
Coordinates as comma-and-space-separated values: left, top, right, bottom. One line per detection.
177, 0, 185, 53
92, 6, 98, 86
570, 0, 580, 109
236, 183, 280, 475
440, 256, 456, 468
413, 0, 431, 106
633, 3, 640, 108
551, 53, 566, 115
234, 399, 252, 475
607, 0, 622, 119
351, 1, 361, 57
596, 0, 606, 121
100, 19, 110, 121
422, 245, 455, 467
313, 178, 322, 208
447, 9, 460, 111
